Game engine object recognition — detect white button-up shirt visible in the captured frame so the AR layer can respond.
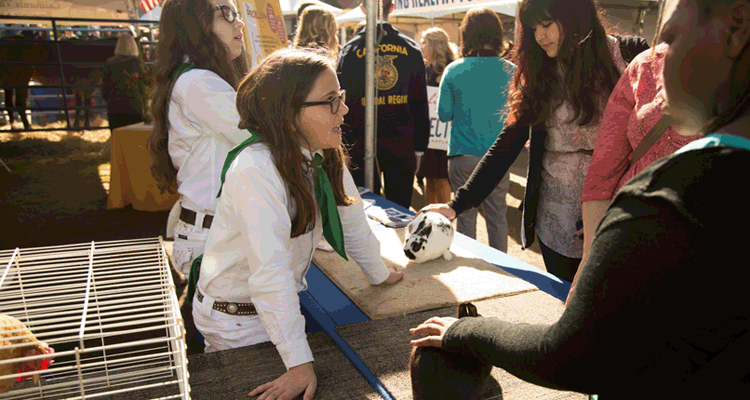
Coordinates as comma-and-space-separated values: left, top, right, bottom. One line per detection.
168, 68, 250, 214
198, 143, 391, 369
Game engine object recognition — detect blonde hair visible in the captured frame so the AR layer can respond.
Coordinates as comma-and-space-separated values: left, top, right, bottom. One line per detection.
293, 6, 339, 51
421, 27, 457, 82
114, 33, 139, 57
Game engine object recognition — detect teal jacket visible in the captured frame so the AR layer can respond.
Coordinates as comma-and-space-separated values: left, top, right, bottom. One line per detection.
437, 57, 515, 157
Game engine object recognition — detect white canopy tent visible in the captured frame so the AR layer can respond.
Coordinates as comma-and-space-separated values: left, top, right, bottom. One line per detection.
336, 0, 516, 45
337, 0, 517, 24
337, 0, 662, 44
279, 0, 345, 16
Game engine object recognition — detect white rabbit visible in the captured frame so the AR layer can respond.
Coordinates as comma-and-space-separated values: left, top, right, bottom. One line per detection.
403, 212, 454, 263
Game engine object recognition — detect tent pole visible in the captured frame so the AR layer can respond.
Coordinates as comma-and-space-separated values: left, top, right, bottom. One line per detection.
364, 0, 379, 192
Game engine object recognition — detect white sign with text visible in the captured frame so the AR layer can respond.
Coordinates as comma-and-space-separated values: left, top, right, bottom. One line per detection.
427, 86, 451, 151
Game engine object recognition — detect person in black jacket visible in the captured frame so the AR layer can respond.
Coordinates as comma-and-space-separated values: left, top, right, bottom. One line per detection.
410, 0, 750, 398
102, 33, 144, 130
337, 0, 430, 209
421, 0, 649, 282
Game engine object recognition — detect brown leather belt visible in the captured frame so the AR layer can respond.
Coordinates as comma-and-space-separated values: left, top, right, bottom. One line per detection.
179, 208, 213, 230
196, 288, 257, 316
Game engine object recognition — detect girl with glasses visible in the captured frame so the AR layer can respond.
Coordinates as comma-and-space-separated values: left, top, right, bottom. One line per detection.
148, 0, 249, 282
293, 6, 343, 254
193, 47, 403, 399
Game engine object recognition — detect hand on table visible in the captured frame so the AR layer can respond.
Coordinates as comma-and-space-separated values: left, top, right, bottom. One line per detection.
408, 316, 459, 349
419, 204, 456, 221
377, 266, 404, 285
249, 362, 316, 400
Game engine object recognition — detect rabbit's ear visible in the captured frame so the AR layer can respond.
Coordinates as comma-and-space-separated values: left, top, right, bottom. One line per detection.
457, 302, 478, 318
457, 303, 469, 318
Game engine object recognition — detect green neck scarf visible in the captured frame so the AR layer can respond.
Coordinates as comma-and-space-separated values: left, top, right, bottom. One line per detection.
218, 132, 347, 260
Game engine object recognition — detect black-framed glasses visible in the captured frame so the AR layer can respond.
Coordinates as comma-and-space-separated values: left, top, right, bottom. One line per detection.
300, 90, 346, 114
212, 5, 242, 23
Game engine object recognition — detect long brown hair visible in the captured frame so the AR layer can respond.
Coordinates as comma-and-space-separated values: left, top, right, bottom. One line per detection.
459, 8, 508, 58
506, 0, 621, 127
235, 47, 355, 238
148, 0, 250, 194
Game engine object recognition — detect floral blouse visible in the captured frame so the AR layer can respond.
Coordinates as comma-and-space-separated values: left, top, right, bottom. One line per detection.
536, 35, 628, 258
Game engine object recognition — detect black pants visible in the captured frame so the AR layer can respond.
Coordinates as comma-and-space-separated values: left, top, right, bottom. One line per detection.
348, 136, 416, 210
538, 239, 581, 283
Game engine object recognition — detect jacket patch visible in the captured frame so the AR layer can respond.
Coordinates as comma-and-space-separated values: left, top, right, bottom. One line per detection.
377, 55, 398, 90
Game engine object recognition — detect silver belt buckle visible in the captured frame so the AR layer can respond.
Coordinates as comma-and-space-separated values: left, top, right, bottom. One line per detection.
226, 303, 238, 314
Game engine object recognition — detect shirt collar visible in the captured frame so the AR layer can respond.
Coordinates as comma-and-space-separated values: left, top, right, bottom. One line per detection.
301, 146, 324, 161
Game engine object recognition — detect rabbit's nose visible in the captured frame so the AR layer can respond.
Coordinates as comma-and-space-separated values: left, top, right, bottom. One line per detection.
404, 249, 415, 260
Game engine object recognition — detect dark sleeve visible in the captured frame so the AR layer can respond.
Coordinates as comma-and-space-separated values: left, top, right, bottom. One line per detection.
411, 56, 430, 153
443, 194, 699, 393
447, 124, 528, 214
101, 62, 113, 101
616, 34, 651, 63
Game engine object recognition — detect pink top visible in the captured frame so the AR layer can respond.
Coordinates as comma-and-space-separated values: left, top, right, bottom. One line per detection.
582, 43, 697, 202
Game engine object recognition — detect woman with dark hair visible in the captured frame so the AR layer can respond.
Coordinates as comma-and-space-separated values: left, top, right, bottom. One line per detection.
422, 0, 648, 281
102, 33, 144, 130
436, 8, 515, 252
148, 0, 250, 280
410, 0, 750, 396
417, 27, 456, 208
192, 47, 402, 399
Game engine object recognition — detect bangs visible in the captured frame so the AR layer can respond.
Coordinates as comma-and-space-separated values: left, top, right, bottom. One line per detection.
519, 0, 554, 27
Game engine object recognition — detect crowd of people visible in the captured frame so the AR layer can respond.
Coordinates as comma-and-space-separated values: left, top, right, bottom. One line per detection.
138, 0, 750, 398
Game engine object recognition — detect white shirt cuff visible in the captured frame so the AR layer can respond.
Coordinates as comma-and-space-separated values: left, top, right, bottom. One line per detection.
364, 261, 391, 285
277, 338, 315, 370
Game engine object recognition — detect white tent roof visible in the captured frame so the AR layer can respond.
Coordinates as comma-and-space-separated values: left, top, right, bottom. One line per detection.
336, 0, 518, 24
278, 0, 344, 16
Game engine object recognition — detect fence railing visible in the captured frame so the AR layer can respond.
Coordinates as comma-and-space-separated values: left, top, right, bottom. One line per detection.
0, 15, 158, 133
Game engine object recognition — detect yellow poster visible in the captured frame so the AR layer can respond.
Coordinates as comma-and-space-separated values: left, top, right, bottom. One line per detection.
238, 0, 287, 69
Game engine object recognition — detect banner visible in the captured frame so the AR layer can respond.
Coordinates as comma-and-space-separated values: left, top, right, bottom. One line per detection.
427, 86, 450, 151
0, 1, 129, 20
238, 0, 287, 69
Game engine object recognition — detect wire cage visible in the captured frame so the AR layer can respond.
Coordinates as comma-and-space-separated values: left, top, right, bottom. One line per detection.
0, 237, 190, 399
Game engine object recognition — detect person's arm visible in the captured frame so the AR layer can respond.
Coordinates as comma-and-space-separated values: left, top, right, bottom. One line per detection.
175, 70, 249, 146
101, 63, 113, 101
447, 124, 528, 215
415, 195, 697, 394
339, 167, 402, 285
436, 68, 453, 122
567, 199, 610, 303
225, 154, 314, 370
573, 56, 640, 300
411, 58, 431, 154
